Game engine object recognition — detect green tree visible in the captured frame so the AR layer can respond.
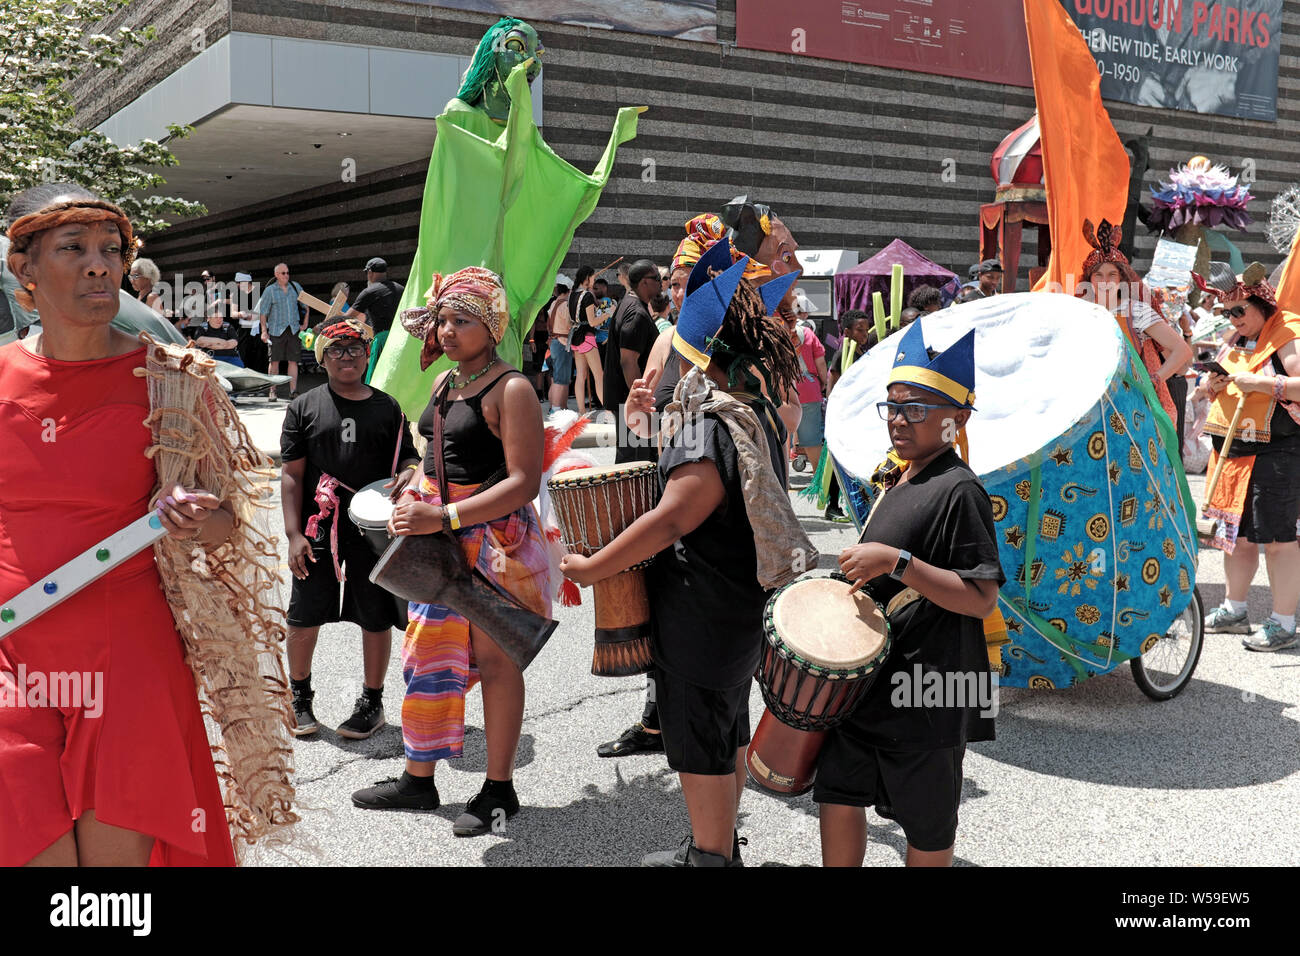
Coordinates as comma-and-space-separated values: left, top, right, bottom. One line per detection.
0, 0, 205, 233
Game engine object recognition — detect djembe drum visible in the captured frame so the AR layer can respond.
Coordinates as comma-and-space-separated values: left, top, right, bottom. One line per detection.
825, 294, 1198, 690
747, 573, 892, 796
548, 462, 659, 676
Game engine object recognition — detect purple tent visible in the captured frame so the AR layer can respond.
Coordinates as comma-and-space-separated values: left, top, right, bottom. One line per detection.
834, 239, 959, 313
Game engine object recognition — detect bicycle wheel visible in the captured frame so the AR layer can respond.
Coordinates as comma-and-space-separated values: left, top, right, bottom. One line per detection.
1131, 587, 1204, 700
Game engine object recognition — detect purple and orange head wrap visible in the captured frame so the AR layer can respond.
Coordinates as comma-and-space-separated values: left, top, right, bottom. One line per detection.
400, 266, 509, 370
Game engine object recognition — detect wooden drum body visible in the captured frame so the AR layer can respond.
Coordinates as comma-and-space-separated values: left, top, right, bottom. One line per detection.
548, 462, 659, 677
747, 573, 891, 795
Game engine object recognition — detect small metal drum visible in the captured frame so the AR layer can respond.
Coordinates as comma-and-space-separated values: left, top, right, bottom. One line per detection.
347, 478, 398, 559
547, 461, 659, 677
747, 573, 892, 796
347, 477, 409, 621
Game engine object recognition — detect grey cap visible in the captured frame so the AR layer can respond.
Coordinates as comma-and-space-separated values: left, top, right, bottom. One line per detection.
365, 257, 387, 273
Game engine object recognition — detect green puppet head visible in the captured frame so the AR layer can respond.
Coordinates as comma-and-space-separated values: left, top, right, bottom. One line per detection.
457, 17, 543, 123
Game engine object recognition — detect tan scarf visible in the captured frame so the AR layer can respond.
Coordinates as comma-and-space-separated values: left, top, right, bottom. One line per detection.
661, 366, 817, 589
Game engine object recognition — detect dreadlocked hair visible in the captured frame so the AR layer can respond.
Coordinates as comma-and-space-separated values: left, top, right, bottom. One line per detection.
712, 278, 801, 401
457, 17, 523, 103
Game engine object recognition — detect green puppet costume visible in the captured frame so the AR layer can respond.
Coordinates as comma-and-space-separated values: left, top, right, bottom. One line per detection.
371, 17, 643, 417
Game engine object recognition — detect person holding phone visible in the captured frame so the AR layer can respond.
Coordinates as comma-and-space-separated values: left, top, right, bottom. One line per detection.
1192, 265, 1300, 652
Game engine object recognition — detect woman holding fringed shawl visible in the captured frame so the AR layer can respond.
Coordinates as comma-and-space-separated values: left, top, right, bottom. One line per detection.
351, 266, 553, 835
1193, 264, 1300, 653
0, 186, 248, 866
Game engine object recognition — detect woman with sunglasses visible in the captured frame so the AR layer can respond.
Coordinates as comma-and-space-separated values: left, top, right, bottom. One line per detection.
1192, 265, 1300, 652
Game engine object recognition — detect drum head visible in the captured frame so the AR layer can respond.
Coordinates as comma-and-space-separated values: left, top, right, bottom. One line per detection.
348, 478, 396, 529
549, 461, 656, 486
771, 577, 886, 671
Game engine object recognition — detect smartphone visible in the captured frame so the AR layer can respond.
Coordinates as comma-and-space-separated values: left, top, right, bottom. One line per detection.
1194, 360, 1229, 376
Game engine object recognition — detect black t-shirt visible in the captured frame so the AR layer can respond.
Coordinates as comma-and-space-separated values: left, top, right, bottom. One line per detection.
647, 408, 786, 689
605, 294, 657, 416
186, 321, 240, 357
280, 384, 419, 531
828, 341, 867, 375
351, 279, 405, 335
846, 448, 1005, 750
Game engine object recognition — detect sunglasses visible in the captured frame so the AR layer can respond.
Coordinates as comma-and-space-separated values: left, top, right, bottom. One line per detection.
323, 343, 367, 359
877, 401, 954, 423
1222, 305, 1248, 319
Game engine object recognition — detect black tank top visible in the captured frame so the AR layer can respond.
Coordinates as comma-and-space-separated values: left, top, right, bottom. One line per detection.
418, 371, 519, 484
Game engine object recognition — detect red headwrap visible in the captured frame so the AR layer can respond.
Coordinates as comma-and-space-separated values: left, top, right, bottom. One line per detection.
671, 213, 770, 281
1191, 262, 1278, 312
1080, 218, 1139, 285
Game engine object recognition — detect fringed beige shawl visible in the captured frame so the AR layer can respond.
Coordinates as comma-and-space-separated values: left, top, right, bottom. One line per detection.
135, 334, 297, 860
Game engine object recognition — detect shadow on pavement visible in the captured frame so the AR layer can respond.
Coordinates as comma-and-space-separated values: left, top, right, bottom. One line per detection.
976, 670, 1299, 788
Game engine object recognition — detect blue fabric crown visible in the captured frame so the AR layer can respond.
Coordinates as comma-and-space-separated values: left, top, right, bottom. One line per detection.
888, 320, 976, 408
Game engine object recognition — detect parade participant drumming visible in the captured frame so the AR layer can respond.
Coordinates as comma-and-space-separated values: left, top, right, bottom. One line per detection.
281, 317, 420, 739
562, 239, 812, 866
820, 320, 1003, 868
352, 266, 553, 837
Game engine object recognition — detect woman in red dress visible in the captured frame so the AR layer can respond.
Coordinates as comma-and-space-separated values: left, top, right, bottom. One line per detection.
0, 185, 237, 866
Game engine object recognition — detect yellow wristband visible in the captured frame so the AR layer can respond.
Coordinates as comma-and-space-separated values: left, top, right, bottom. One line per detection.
448, 503, 462, 531
404, 463, 418, 472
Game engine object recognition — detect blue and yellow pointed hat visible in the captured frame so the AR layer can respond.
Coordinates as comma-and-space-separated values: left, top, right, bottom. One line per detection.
672, 238, 749, 370
888, 320, 976, 409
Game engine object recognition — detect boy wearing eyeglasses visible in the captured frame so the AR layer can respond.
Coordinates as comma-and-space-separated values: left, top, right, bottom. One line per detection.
817, 320, 1004, 868
280, 319, 420, 739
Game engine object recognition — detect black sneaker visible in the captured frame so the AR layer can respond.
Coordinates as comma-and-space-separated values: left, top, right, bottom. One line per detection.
351, 775, 440, 811
336, 694, 385, 740
823, 504, 851, 523
596, 722, 665, 757
641, 834, 740, 867
452, 782, 521, 837
291, 690, 318, 737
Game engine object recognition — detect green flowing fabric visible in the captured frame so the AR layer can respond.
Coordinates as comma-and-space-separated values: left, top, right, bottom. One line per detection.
372, 62, 642, 418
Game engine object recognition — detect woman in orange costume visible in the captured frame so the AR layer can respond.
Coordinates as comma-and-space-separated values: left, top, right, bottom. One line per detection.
1078, 218, 1191, 423
1194, 264, 1300, 653
0, 185, 236, 866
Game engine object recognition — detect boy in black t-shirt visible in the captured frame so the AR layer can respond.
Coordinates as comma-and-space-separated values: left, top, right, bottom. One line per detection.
561, 240, 807, 866
280, 319, 420, 739
820, 320, 1004, 867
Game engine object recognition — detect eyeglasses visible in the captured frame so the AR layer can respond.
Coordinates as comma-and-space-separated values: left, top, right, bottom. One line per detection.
876, 401, 954, 423
1222, 305, 1248, 319
323, 343, 367, 359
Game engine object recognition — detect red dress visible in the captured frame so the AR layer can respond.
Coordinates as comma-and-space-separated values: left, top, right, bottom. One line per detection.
0, 341, 235, 866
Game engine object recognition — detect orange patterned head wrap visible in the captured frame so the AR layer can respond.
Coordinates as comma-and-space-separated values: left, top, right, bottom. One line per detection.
6, 199, 136, 311
400, 266, 509, 370
671, 213, 770, 282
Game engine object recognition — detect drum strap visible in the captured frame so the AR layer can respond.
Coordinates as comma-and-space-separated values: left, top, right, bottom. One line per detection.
886, 587, 922, 618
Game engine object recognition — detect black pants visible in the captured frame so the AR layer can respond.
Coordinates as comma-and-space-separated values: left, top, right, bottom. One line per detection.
238, 326, 269, 373
1167, 372, 1187, 454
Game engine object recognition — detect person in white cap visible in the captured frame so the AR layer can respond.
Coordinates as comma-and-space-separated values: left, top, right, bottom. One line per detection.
232, 271, 267, 371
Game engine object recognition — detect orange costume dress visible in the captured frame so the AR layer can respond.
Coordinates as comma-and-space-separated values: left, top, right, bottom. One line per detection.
0, 342, 234, 866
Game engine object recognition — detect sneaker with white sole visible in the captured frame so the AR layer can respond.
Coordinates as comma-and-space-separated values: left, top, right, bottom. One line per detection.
291, 690, 318, 737
1204, 605, 1251, 633
1242, 617, 1300, 652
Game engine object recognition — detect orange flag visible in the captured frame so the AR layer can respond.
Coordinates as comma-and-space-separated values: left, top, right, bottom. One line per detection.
1024, 0, 1129, 294
1275, 218, 1300, 314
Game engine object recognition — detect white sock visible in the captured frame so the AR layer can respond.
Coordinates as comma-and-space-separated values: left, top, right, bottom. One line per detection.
1269, 612, 1295, 631
1225, 598, 1247, 614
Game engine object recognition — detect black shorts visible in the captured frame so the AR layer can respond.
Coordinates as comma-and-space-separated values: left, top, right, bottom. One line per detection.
814, 737, 966, 853
287, 524, 407, 631
1238, 447, 1300, 544
654, 665, 751, 776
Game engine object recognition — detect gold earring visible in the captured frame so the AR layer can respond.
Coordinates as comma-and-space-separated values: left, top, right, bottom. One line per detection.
26, 283, 35, 290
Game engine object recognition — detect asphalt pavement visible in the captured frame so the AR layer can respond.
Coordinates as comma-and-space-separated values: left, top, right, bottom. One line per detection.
235, 395, 1300, 867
